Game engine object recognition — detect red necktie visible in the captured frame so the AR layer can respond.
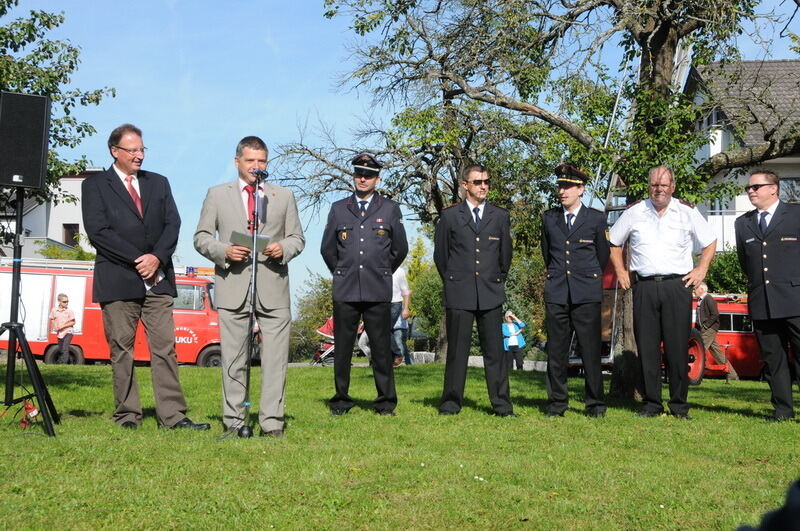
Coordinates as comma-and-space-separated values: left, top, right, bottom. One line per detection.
125, 175, 143, 217
245, 185, 257, 233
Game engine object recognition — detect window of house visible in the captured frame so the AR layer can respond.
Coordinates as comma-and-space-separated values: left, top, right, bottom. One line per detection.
63, 224, 79, 246
779, 178, 800, 203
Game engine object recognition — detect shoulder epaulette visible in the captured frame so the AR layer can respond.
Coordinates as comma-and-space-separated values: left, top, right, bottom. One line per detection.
677, 198, 696, 208
590, 206, 605, 214
442, 202, 460, 210
625, 199, 643, 209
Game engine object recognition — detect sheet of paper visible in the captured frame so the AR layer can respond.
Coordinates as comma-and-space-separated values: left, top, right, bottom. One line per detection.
230, 231, 271, 253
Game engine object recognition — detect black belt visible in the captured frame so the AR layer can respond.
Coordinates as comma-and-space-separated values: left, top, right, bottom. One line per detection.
633, 273, 682, 282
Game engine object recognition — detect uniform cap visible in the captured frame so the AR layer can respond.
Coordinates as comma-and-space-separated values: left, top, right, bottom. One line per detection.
554, 163, 589, 186
351, 153, 383, 175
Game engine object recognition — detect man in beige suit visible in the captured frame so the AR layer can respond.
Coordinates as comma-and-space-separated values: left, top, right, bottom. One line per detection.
194, 136, 305, 438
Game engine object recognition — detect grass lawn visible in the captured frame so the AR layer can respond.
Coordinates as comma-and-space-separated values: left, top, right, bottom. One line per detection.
1, 363, 797, 529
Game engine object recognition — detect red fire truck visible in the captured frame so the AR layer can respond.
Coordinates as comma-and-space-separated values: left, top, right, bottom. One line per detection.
0, 259, 222, 367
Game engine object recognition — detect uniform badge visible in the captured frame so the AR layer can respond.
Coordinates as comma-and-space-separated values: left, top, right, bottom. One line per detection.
376, 218, 384, 222
377, 230, 387, 236
341, 232, 348, 240
579, 239, 594, 243
488, 236, 500, 240
780, 237, 798, 241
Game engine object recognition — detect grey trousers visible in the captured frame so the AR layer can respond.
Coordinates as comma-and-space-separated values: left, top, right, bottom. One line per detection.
218, 300, 291, 432
101, 292, 187, 427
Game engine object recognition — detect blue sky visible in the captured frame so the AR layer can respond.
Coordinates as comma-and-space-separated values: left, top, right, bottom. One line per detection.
9, 0, 797, 304
12, 0, 410, 302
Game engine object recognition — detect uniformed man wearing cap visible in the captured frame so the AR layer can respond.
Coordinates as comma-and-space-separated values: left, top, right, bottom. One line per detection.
434, 164, 514, 416
541, 164, 610, 417
609, 166, 716, 420
321, 153, 408, 416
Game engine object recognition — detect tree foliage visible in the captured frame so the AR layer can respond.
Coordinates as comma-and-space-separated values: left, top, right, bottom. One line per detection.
290, 271, 333, 362
0, 0, 114, 241
321, 0, 799, 200
704, 246, 748, 294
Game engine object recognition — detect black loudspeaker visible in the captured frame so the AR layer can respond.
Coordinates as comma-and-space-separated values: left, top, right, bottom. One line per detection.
0, 91, 51, 190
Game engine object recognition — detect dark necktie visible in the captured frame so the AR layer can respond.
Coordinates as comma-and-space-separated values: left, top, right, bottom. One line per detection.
759, 211, 768, 235
125, 175, 143, 217
359, 200, 368, 217
245, 184, 257, 233
473, 207, 481, 230
566, 213, 575, 231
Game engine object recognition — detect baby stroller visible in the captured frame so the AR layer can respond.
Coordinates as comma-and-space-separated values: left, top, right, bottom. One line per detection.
310, 317, 336, 366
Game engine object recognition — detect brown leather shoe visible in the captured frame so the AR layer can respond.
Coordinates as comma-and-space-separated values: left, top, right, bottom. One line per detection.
261, 429, 285, 438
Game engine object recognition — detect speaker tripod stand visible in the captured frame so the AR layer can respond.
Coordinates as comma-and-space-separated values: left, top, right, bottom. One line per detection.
2, 187, 59, 436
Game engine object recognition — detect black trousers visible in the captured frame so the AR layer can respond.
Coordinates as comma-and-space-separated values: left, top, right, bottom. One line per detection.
507, 346, 524, 370
439, 305, 512, 415
753, 316, 800, 419
330, 301, 396, 412
545, 301, 606, 414
633, 276, 692, 415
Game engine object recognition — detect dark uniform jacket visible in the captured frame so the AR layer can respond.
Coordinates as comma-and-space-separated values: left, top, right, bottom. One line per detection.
541, 205, 609, 305
434, 201, 512, 311
735, 200, 800, 320
321, 193, 408, 303
696, 295, 720, 331
82, 167, 180, 303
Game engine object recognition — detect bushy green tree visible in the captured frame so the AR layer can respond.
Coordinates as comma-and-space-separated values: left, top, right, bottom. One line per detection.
705, 247, 748, 294
1, 0, 115, 242
290, 271, 333, 362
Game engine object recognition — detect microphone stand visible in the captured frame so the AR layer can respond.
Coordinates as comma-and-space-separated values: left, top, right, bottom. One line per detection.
220, 170, 268, 440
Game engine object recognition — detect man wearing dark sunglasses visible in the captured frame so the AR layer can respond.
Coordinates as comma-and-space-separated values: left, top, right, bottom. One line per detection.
321, 153, 408, 416
735, 169, 800, 422
434, 164, 514, 417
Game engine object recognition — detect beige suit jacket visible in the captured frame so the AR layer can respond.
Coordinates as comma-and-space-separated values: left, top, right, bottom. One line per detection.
193, 180, 305, 310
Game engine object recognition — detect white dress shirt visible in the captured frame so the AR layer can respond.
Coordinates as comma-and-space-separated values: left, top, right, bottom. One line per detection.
609, 198, 716, 276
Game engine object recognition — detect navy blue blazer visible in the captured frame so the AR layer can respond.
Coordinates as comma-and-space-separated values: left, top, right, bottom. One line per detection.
82, 166, 180, 303
735, 201, 800, 320
434, 201, 512, 311
320, 193, 408, 303
541, 205, 609, 305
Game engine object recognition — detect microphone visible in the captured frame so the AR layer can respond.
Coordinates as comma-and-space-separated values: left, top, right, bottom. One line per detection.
251, 169, 269, 180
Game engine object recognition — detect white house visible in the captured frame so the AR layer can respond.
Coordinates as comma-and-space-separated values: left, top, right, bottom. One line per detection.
0, 168, 101, 257
685, 59, 800, 251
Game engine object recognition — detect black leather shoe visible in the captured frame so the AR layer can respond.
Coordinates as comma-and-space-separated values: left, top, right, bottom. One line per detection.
376, 410, 396, 416
494, 411, 517, 417
765, 415, 793, 423
261, 429, 285, 438
121, 421, 138, 429
586, 409, 606, 418
545, 411, 565, 418
330, 408, 349, 416
438, 410, 458, 416
171, 417, 211, 430
636, 410, 661, 418
672, 412, 692, 420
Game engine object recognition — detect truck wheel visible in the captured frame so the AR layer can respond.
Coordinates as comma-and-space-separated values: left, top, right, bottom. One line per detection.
197, 346, 222, 367
687, 329, 705, 386
44, 345, 85, 365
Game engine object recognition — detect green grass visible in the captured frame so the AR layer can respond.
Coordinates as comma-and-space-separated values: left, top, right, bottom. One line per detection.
1, 363, 797, 529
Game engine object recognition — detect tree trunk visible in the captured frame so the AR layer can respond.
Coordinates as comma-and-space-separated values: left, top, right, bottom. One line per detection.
435, 312, 448, 362
609, 288, 643, 399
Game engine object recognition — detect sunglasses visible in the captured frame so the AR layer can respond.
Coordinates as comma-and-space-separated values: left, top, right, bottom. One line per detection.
744, 183, 775, 192
466, 178, 491, 186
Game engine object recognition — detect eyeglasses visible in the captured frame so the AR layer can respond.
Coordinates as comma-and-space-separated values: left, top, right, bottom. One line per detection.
354, 173, 378, 180
114, 146, 147, 155
744, 183, 775, 192
467, 179, 491, 186
59, 300, 68, 303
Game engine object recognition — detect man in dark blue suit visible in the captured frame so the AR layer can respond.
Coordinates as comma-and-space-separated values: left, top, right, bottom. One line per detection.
435, 164, 514, 416
735, 169, 800, 421
82, 124, 208, 431
541, 164, 610, 417
321, 153, 408, 415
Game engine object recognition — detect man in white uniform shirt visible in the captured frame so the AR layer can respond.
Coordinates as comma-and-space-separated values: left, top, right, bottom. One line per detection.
609, 166, 716, 419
